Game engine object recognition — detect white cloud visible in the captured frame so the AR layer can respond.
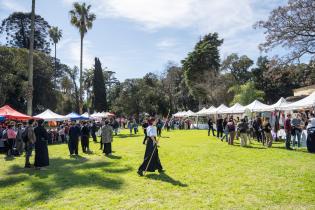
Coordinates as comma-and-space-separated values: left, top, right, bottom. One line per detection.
156, 39, 178, 50
0, 0, 28, 12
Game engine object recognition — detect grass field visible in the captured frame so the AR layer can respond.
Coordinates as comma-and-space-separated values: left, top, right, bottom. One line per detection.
0, 129, 315, 209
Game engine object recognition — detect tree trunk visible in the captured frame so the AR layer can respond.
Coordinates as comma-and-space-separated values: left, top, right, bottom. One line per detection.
27, 0, 35, 115
79, 34, 83, 114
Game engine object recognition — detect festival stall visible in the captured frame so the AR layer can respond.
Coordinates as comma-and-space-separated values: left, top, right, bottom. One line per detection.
221, 103, 245, 114
214, 104, 229, 115
66, 112, 89, 121
81, 112, 90, 118
34, 109, 69, 121
0, 105, 33, 120
282, 92, 315, 110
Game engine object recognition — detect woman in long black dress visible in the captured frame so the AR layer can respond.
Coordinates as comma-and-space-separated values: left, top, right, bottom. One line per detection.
137, 118, 163, 176
34, 120, 49, 169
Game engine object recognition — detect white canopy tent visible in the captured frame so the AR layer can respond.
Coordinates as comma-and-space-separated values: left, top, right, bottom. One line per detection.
173, 111, 186, 117
245, 100, 270, 112
203, 106, 216, 115
282, 92, 315, 110
185, 110, 196, 117
34, 109, 69, 121
81, 112, 90, 118
214, 104, 229, 114
221, 103, 245, 114
195, 108, 208, 116
265, 97, 290, 111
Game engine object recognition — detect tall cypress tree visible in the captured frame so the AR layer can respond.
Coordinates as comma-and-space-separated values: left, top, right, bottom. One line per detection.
93, 57, 107, 112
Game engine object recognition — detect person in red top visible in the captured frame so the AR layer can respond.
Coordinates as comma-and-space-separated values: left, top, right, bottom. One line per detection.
284, 113, 293, 150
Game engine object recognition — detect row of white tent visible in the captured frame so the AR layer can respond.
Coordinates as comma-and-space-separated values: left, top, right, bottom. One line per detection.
174, 91, 315, 117
34, 109, 115, 121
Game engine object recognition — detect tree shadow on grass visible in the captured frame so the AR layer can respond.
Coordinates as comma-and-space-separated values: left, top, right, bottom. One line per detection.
0, 157, 132, 204
106, 154, 122, 159
145, 173, 188, 187
115, 134, 142, 139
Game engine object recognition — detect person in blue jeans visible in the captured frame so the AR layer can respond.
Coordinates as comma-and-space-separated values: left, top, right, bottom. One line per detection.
291, 114, 302, 148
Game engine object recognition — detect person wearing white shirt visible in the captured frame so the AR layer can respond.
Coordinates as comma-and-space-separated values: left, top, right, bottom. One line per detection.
137, 118, 164, 176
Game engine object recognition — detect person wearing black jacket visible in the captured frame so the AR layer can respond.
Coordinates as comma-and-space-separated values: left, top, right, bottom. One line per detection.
142, 119, 149, 144
90, 122, 97, 142
34, 120, 49, 169
81, 122, 90, 153
216, 116, 224, 138
208, 118, 215, 136
68, 122, 81, 155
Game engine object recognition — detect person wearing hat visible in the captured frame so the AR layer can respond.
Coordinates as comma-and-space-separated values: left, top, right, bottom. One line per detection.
101, 120, 113, 156
34, 119, 49, 169
137, 118, 164, 176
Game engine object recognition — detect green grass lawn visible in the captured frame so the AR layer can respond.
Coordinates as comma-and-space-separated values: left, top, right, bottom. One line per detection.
1, 129, 315, 209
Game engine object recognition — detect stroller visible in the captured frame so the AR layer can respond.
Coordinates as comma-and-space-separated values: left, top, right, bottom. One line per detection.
306, 127, 315, 153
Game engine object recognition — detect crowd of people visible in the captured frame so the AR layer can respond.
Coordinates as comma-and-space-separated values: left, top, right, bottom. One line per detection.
207, 112, 315, 150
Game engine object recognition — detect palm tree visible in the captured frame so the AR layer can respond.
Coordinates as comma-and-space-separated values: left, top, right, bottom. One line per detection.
49, 26, 62, 75
69, 2, 96, 114
27, 0, 35, 115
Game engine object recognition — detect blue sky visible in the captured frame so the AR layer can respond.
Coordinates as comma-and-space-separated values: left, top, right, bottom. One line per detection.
0, 0, 287, 81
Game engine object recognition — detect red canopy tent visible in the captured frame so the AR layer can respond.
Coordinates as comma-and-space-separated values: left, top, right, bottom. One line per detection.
0, 105, 33, 121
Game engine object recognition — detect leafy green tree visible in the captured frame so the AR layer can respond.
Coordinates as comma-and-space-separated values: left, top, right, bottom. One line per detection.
69, 2, 96, 114
255, 0, 315, 62
221, 53, 253, 84
229, 81, 265, 105
0, 11, 51, 53
182, 33, 223, 102
93, 58, 107, 112
0, 46, 58, 113
49, 26, 62, 75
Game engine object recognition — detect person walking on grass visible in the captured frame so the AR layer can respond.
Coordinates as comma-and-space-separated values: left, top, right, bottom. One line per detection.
15, 123, 24, 155
137, 118, 164, 176
157, 119, 163, 137
291, 113, 302, 148
284, 113, 293, 150
142, 119, 149, 144
238, 118, 249, 147
208, 118, 215, 137
101, 120, 113, 156
6, 123, 17, 157
216, 116, 224, 138
227, 117, 236, 145
24, 120, 36, 168
68, 122, 81, 156
34, 120, 49, 170
81, 121, 90, 153
262, 117, 273, 147
220, 117, 229, 142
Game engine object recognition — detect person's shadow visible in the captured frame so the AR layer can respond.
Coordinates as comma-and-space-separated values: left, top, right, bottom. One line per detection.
145, 173, 188, 187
